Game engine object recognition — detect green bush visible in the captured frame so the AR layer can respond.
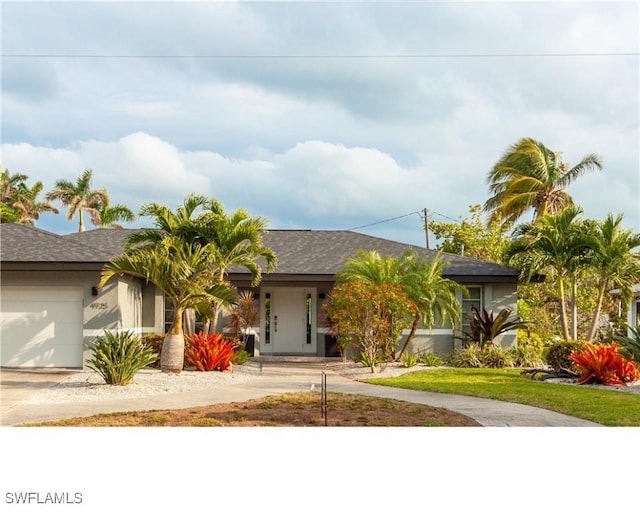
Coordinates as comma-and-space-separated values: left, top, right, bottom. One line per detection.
231, 350, 252, 366
447, 344, 483, 368
86, 330, 158, 385
481, 345, 515, 368
417, 350, 443, 367
401, 351, 418, 368
545, 339, 586, 371
510, 345, 544, 368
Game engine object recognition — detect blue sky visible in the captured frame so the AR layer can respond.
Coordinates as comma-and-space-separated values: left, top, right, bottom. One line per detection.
2, 1, 638, 247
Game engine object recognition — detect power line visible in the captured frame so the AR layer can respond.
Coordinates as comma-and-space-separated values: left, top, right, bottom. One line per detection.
2, 52, 637, 59
349, 210, 421, 231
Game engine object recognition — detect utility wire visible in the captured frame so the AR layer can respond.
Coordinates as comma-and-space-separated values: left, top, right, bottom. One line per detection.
349, 210, 421, 231
2, 52, 637, 59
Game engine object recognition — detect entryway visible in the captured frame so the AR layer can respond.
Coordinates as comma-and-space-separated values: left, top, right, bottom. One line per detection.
259, 287, 317, 355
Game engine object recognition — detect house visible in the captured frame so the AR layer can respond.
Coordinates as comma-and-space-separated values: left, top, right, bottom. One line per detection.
1, 223, 523, 368
611, 284, 640, 335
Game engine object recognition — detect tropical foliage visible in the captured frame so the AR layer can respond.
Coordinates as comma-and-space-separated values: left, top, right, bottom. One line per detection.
335, 249, 463, 360
459, 306, 528, 349
483, 137, 602, 227
185, 332, 235, 372
569, 342, 640, 386
1, 168, 58, 225
85, 330, 158, 385
45, 168, 109, 232
97, 236, 238, 372
93, 203, 135, 228
612, 325, 640, 364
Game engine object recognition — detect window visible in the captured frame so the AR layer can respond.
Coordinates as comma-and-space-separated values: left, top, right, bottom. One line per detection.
306, 293, 312, 344
264, 292, 271, 344
461, 286, 482, 331
164, 296, 175, 334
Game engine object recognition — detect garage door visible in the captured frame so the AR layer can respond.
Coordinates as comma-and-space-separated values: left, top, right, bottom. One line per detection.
0, 287, 84, 368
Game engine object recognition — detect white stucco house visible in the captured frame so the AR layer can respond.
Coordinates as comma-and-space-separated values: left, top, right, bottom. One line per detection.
1, 223, 525, 368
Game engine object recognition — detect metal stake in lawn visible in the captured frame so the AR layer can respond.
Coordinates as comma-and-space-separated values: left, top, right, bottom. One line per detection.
320, 371, 327, 426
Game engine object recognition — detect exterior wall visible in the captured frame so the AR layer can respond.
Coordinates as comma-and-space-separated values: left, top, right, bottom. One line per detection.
0, 269, 151, 367
487, 283, 519, 348
141, 282, 165, 334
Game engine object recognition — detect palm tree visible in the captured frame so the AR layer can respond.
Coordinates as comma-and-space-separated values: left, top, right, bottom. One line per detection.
504, 205, 597, 340
396, 251, 466, 360
0, 169, 58, 225
483, 138, 602, 227
93, 203, 135, 229
11, 181, 59, 225
585, 214, 640, 342
97, 236, 238, 372
335, 249, 464, 360
45, 169, 109, 232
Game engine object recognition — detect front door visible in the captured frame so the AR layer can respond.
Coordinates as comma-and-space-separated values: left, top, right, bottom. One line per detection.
260, 287, 316, 355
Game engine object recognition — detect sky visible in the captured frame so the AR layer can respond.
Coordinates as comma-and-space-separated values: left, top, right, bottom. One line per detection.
1, 1, 639, 249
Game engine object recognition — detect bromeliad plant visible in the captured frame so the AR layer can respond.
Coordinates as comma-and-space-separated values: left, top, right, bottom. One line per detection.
185, 332, 235, 372
86, 330, 159, 386
459, 306, 528, 350
568, 342, 640, 386
612, 325, 640, 363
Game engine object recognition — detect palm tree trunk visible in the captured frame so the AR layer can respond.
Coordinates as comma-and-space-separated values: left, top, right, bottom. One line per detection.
396, 316, 419, 361
571, 275, 578, 340
161, 307, 185, 373
586, 280, 607, 342
558, 277, 570, 340
78, 209, 85, 232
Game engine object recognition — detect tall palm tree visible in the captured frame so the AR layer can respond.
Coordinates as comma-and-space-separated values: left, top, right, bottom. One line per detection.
585, 214, 640, 342
335, 250, 406, 286
93, 203, 135, 229
195, 205, 277, 333
483, 138, 603, 227
97, 236, 238, 373
504, 205, 597, 340
45, 169, 109, 232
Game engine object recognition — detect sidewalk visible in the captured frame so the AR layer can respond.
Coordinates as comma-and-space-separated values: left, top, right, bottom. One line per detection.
1, 363, 600, 427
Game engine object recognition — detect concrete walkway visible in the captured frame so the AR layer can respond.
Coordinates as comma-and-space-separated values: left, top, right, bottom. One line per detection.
0, 364, 601, 427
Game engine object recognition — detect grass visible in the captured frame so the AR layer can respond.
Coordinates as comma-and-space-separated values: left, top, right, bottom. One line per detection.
20, 391, 480, 427
365, 368, 640, 426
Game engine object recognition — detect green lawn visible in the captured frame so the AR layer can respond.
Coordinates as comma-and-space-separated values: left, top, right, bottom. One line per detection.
364, 368, 640, 426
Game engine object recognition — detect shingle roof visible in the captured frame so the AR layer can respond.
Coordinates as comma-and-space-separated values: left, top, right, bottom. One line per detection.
0, 223, 111, 263
258, 230, 520, 280
1, 225, 521, 281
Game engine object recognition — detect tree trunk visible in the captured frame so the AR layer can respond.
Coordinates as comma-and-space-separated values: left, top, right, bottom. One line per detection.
78, 209, 85, 232
396, 316, 419, 361
571, 275, 578, 340
161, 307, 185, 373
586, 280, 607, 342
558, 277, 570, 340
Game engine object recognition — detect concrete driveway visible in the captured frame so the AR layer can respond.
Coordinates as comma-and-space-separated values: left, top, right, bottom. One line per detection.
1, 368, 75, 419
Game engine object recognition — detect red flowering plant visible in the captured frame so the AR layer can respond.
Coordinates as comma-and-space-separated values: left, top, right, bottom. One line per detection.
568, 342, 640, 386
185, 332, 235, 372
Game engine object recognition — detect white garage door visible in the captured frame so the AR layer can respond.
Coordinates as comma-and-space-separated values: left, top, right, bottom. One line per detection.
1, 287, 84, 368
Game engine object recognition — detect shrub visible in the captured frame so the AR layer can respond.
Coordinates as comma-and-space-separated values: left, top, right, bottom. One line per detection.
545, 340, 586, 371
480, 345, 515, 368
185, 332, 235, 372
569, 342, 640, 385
141, 333, 165, 368
417, 350, 443, 367
510, 345, 544, 368
447, 344, 483, 368
231, 349, 251, 366
356, 350, 384, 370
86, 330, 158, 385
401, 351, 418, 368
